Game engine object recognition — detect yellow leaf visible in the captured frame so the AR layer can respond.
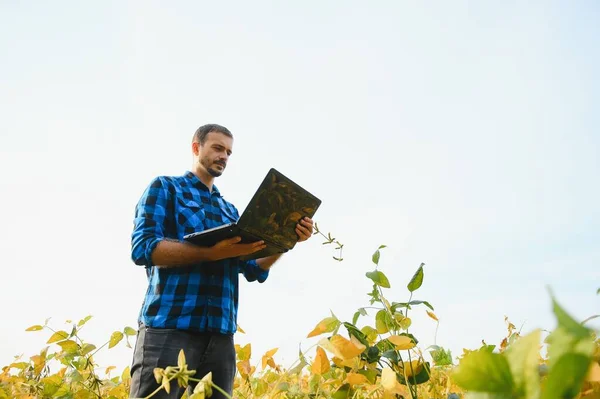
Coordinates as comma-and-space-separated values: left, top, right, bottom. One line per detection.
332, 355, 363, 369
105, 366, 116, 375
318, 335, 365, 360
361, 326, 378, 344
307, 316, 339, 338
311, 347, 330, 375
236, 343, 251, 361
261, 348, 278, 370
587, 362, 600, 382
399, 317, 412, 330
399, 359, 423, 378
387, 335, 416, 350
265, 347, 278, 358
426, 310, 439, 322
25, 325, 43, 332
178, 349, 186, 369
109, 331, 124, 349
381, 367, 408, 395
237, 325, 246, 334
236, 360, 251, 377
57, 340, 79, 353
47, 330, 69, 344
332, 357, 345, 368
30, 355, 45, 374
122, 366, 131, 381
346, 373, 369, 386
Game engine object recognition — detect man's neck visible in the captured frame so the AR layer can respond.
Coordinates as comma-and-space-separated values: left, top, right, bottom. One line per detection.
192, 169, 214, 192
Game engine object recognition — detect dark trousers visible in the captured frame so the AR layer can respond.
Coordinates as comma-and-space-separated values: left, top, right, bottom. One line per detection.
129, 323, 236, 399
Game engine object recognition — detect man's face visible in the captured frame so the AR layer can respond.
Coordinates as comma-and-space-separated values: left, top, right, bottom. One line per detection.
194, 132, 233, 177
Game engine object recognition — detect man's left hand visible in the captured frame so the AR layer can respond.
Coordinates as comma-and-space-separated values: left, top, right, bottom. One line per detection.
296, 217, 314, 242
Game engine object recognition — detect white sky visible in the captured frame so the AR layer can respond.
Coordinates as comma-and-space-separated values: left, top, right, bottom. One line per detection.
1, 1, 599, 373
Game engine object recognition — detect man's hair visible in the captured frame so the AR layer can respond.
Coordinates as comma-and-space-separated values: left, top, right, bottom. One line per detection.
193, 124, 233, 144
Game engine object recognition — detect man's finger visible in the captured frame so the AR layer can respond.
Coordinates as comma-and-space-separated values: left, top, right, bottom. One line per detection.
300, 218, 313, 227
226, 236, 242, 244
296, 227, 309, 240
249, 244, 267, 253
296, 224, 311, 236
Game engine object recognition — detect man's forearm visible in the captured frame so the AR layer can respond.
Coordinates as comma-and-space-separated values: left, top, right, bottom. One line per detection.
151, 239, 214, 267
257, 253, 283, 271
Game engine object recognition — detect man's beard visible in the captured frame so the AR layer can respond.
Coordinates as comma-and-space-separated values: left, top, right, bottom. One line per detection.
201, 156, 225, 177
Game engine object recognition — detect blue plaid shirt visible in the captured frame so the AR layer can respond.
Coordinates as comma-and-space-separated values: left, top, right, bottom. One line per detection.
130, 171, 269, 334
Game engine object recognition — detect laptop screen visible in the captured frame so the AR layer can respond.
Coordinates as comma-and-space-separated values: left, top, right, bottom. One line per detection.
237, 168, 321, 249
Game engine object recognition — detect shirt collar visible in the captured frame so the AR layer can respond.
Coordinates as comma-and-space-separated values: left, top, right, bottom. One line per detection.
184, 171, 221, 196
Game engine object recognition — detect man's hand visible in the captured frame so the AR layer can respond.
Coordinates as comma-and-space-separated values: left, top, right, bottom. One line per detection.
296, 217, 314, 243
210, 236, 267, 261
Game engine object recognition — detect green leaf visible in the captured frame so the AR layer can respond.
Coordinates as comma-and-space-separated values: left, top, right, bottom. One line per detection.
331, 383, 352, 399
124, 326, 137, 336
41, 375, 62, 397
77, 315, 93, 327
25, 325, 44, 332
9, 362, 29, 370
597, 287, 599, 295
551, 293, 590, 339
392, 300, 435, 311
352, 308, 367, 325
343, 322, 369, 347
358, 369, 378, 384
504, 329, 542, 398
288, 347, 308, 375
365, 346, 380, 364
81, 343, 96, 356
361, 326, 378, 343
109, 331, 124, 349
47, 330, 69, 344
367, 284, 381, 304
381, 349, 399, 363
541, 353, 591, 399
430, 347, 453, 366
375, 310, 393, 334
57, 340, 79, 353
407, 263, 424, 292
544, 326, 595, 369
307, 316, 340, 338
453, 350, 514, 393
372, 245, 386, 265
365, 270, 391, 288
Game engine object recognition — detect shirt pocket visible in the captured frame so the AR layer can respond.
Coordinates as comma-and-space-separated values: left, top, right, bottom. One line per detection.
175, 197, 206, 233
218, 198, 239, 223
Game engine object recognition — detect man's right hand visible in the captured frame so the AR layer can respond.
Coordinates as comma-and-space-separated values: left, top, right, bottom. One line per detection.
210, 236, 267, 261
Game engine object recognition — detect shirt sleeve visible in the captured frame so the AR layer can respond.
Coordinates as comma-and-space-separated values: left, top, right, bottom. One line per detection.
239, 259, 269, 283
131, 176, 169, 267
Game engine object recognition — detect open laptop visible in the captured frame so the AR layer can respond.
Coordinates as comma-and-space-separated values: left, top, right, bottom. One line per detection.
183, 168, 322, 261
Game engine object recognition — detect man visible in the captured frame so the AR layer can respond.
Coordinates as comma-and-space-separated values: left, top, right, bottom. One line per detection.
129, 124, 314, 398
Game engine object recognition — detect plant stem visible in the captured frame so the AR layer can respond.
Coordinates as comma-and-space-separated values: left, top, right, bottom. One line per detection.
211, 382, 234, 399
139, 375, 175, 399
88, 341, 109, 359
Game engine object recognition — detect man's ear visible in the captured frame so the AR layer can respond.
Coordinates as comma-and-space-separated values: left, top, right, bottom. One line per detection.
192, 141, 201, 156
